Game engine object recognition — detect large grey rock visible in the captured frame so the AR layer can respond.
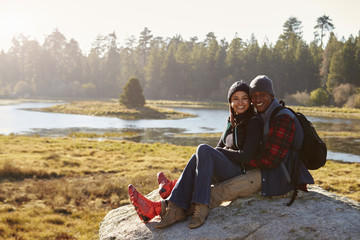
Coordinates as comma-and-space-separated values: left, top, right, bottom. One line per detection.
99, 185, 360, 240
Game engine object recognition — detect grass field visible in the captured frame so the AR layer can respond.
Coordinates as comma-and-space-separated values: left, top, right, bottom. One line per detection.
1, 101, 359, 239
0, 134, 359, 240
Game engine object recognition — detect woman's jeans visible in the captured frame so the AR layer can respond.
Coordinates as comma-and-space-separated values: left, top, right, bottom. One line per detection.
168, 144, 245, 210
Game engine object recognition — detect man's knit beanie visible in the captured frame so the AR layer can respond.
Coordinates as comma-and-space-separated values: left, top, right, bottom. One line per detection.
227, 80, 250, 103
249, 75, 275, 96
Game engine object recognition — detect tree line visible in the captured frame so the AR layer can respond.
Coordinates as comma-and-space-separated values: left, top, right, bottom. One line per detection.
0, 16, 359, 107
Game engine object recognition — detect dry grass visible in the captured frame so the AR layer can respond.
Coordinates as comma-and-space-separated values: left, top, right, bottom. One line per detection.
0, 134, 359, 239
40, 100, 195, 120
310, 160, 360, 202
147, 100, 227, 109
0, 135, 191, 239
290, 105, 360, 119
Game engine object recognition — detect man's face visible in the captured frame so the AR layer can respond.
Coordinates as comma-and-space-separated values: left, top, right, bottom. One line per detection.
251, 92, 273, 113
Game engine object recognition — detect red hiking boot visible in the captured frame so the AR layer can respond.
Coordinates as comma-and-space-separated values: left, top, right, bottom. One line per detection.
157, 171, 177, 199
128, 184, 162, 223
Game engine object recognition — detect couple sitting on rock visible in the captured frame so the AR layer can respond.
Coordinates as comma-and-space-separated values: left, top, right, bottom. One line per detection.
128, 75, 314, 229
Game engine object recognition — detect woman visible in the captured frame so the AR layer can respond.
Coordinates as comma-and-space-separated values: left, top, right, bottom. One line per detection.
129, 80, 263, 229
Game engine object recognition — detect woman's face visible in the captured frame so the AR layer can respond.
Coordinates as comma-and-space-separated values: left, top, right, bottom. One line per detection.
230, 91, 250, 114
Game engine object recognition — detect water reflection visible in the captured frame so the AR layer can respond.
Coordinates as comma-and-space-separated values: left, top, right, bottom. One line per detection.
1, 102, 360, 163
327, 151, 360, 163
0, 103, 228, 135
323, 137, 360, 154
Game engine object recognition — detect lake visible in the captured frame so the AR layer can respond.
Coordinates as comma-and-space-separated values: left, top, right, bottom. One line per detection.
0, 102, 359, 163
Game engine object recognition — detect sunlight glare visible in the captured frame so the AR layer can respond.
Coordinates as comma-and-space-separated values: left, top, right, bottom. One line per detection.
1, 11, 30, 32
0, 11, 36, 50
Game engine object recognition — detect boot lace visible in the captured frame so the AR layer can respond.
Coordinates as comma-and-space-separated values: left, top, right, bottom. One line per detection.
193, 205, 202, 218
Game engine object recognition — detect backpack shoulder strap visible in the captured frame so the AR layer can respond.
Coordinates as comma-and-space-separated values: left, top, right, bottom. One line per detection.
270, 105, 284, 120
270, 100, 295, 120
269, 101, 302, 207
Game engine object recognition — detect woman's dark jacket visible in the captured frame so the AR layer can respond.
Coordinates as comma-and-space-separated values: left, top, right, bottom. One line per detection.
215, 107, 263, 168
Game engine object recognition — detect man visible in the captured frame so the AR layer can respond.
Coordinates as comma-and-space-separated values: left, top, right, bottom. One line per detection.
211, 75, 314, 203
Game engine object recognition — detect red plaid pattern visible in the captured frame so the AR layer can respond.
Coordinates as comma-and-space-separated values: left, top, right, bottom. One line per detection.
249, 115, 295, 168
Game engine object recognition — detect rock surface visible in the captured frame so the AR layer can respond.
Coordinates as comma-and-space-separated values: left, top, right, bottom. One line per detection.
99, 185, 360, 240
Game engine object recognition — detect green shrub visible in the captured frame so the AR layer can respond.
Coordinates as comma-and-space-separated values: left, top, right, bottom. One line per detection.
119, 77, 145, 109
310, 88, 329, 106
285, 91, 310, 106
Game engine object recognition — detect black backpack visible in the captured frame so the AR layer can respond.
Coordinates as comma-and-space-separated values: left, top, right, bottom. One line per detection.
271, 101, 327, 206
272, 101, 327, 170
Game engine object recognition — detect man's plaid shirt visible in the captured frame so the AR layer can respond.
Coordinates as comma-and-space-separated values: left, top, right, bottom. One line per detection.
249, 114, 295, 168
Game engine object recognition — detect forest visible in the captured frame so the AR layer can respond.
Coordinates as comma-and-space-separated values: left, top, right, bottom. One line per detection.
0, 16, 359, 107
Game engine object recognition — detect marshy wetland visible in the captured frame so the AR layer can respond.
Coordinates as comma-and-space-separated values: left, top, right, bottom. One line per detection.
0, 100, 359, 239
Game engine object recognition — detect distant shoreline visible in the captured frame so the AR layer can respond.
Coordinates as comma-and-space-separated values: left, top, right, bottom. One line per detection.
1, 98, 360, 120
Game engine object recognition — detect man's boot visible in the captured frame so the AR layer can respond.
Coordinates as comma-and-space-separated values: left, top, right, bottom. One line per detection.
157, 171, 177, 199
128, 184, 163, 223
188, 203, 209, 229
155, 201, 186, 228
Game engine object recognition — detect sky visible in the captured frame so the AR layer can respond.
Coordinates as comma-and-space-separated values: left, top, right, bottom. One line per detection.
0, 0, 359, 54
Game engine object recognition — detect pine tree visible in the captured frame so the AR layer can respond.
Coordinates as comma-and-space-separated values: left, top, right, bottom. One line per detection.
119, 77, 145, 108
314, 15, 334, 48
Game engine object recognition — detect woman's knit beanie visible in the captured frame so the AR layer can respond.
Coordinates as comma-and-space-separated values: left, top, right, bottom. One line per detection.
249, 75, 275, 97
227, 80, 249, 103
